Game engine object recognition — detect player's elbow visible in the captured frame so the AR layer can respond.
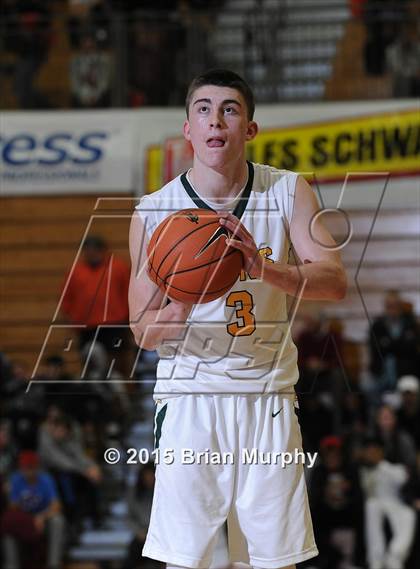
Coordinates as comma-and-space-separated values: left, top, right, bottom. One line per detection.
332, 268, 347, 301
139, 336, 158, 351
130, 321, 157, 351
129, 322, 145, 349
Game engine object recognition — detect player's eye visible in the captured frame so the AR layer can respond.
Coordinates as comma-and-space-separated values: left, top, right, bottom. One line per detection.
224, 106, 236, 114
199, 105, 209, 113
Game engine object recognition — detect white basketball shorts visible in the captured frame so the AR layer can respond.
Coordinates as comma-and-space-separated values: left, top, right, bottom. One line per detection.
142, 393, 318, 568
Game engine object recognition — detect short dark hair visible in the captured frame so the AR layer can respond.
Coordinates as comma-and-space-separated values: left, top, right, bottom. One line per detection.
185, 68, 255, 121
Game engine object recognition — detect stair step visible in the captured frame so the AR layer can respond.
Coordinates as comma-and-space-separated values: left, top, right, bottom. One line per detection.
212, 0, 347, 102
283, 62, 332, 79
278, 24, 344, 41
70, 545, 127, 561
277, 82, 325, 99
110, 500, 129, 518
69, 527, 132, 561
214, 47, 336, 64
323, 290, 420, 316
341, 238, 419, 264
278, 44, 337, 59
283, 0, 348, 6
285, 9, 349, 24
79, 529, 132, 547
213, 30, 341, 47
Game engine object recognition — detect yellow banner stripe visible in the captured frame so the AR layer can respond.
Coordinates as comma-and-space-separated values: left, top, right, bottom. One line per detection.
146, 109, 420, 193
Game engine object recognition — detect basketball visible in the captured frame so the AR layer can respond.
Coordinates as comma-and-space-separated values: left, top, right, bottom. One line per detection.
147, 208, 243, 304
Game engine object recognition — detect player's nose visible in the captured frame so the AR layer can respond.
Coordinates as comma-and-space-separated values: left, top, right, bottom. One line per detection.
209, 118, 222, 128
209, 110, 224, 128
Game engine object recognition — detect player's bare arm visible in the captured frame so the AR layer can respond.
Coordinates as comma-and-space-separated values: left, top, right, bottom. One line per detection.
220, 175, 347, 301
128, 211, 193, 350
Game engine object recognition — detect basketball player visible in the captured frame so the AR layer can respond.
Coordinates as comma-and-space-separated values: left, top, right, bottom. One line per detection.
129, 69, 347, 569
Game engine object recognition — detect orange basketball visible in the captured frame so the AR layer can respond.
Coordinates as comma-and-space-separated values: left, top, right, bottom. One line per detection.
147, 208, 243, 304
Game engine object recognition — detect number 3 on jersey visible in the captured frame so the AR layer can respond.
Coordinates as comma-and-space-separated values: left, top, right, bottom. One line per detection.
226, 290, 256, 336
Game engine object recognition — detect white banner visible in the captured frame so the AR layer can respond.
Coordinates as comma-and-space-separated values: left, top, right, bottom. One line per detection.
0, 111, 136, 194
1, 100, 418, 209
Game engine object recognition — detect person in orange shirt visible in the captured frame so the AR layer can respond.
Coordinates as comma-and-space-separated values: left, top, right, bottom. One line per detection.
61, 236, 130, 371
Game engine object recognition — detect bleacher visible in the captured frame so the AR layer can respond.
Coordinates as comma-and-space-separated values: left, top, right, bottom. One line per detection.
1, 193, 418, 383
304, 208, 420, 337
212, 0, 350, 101
0, 0, 399, 109
0, 1, 72, 109
0, 194, 132, 377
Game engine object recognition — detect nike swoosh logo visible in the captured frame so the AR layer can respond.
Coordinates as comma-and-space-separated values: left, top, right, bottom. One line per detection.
193, 225, 231, 259
271, 408, 283, 418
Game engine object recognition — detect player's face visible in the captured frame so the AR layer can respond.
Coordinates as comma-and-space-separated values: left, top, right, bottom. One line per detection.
184, 85, 258, 170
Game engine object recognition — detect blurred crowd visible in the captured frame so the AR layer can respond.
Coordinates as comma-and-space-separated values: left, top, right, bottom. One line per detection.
296, 290, 420, 569
0, 231, 419, 568
0, 0, 223, 109
356, 0, 420, 96
1, 0, 419, 109
0, 235, 156, 567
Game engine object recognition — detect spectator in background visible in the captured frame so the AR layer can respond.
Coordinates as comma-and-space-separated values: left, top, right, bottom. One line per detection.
0, 422, 17, 481
68, 0, 111, 49
373, 404, 416, 472
38, 414, 103, 531
39, 354, 104, 427
2, 360, 45, 450
60, 236, 131, 375
70, 32, 112, 107
296, 313, 344, 396
0, 472, 7, 523
0, 351, 13, 395
0, 450, 65, 569
39, 355, 77, 417
406, 452, 420, 568
123, 462, 162, 569
297, 394, 334, 455
360, 437, 416, 569
386, 22, 420, 97
362, 0, 408, 75
309, 436, 363, 569
175, 0, 219, 102
350, 0, 367, 19
396, 375, 420, 449
2, 0, 52, 108
340, 392, 369, 466
127, 2, 183, 106
81, 340, 130, 425
368, 290, 419, 394
341, 392, 368, 437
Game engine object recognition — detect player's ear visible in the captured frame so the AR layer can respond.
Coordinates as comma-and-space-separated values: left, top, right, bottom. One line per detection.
183, 120, 191, 141
245, 121, 258, 141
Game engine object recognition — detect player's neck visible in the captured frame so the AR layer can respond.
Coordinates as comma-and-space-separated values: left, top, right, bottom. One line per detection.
189, 159, 249, 203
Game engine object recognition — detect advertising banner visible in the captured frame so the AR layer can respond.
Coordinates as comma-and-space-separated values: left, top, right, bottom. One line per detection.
0, 111, 135, 194
1, 102, 418, 203
145, 107, 420, 193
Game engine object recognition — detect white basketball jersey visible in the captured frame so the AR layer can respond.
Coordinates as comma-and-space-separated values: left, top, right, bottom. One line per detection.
135, 162, 300, 397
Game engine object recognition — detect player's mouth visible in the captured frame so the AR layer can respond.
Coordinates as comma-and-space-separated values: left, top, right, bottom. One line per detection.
206, 137, 226, 148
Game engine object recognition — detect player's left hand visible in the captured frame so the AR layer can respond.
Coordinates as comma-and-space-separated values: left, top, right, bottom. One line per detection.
217, 211, 263, 279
